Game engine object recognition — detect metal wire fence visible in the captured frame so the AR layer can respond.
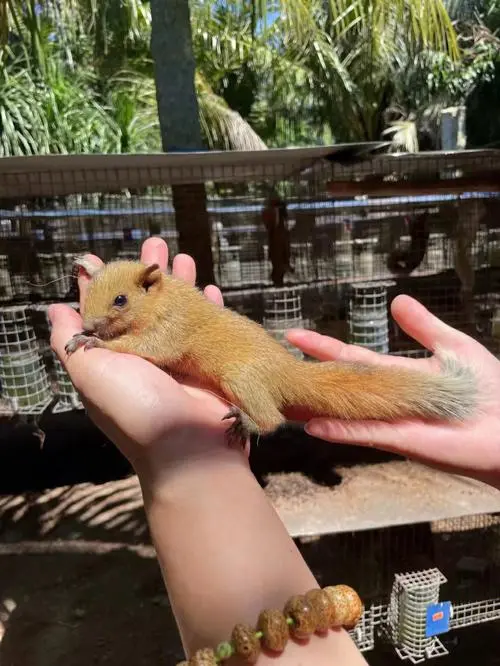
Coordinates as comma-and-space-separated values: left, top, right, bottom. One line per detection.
0, 145, 499, 414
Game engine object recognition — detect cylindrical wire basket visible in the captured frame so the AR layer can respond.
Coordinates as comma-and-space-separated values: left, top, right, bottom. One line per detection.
333, 240, 354, 280
0, 255, 13, 303
30, 302, 83, 412
219, 246, 243, 288
37, 252, 73, 299
348, 281, 395, 354
398, 575, 443, 659
289, 241, 313, 282
0, 305, 39, 354
353, 238, 377, 279
9, 273, 31, 300
0, 349, 52, 414
263, 286, 305, 359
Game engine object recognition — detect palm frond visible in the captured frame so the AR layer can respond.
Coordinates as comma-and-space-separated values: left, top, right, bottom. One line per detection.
382, 120, 420, 152
196, 72, 267, 151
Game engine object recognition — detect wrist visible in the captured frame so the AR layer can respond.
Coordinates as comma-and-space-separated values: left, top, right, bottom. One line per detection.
134, 425, 250, 500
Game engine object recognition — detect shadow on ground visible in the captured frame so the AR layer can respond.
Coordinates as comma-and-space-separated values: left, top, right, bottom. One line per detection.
0, 547, 185, 666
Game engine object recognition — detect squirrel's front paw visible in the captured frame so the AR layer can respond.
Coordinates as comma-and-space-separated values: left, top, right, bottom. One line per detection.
65, 334, 100, 355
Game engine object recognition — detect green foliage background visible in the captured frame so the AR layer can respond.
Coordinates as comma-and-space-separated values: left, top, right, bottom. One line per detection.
0, 0, 499, 156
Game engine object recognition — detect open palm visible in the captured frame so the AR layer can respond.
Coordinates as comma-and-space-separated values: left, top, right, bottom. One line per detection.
287, 297, 500, 489
49, 238, 238, 473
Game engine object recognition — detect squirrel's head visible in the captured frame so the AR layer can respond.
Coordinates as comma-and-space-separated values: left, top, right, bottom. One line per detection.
76, 259, 164, 340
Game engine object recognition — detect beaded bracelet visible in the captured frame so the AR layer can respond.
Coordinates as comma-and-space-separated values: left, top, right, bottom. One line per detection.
177, 584, 363, 665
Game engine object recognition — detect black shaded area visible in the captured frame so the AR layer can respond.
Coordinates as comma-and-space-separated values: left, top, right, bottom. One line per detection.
0, 413, 399, 495
250, 423, 400, 489
0, 412, 132, 494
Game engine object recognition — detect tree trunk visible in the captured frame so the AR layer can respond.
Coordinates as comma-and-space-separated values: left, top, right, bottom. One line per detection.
149, 0, 215, 286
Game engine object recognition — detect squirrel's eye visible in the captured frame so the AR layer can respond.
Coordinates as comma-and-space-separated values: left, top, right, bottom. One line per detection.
114, 295, 128, 307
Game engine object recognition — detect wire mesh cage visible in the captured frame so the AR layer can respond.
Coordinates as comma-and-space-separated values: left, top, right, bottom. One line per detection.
35, 252, 76, 299
388, 568, 448, 663
0, 305, 39, 354
30, 302, 83, 413
263, 286, 306, 359
348, 281, 395, 353
0, 305, 52, 414
0, 254, 13, 302
0, 146, 499, 414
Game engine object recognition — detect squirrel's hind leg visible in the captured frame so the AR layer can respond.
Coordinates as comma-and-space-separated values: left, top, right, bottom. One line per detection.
220, 377, 285, 450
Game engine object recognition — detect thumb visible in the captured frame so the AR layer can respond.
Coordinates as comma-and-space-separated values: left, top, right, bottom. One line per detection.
390, 295, 468, 351
49, 303, 83, 364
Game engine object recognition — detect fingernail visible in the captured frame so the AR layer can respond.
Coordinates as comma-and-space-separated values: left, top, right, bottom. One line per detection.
304, 422, 321, 437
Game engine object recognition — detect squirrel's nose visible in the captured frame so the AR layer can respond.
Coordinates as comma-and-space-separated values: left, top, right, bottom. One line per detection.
83, 318, 105, 335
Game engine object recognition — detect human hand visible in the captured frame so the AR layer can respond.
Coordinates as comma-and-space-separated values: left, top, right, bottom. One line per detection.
287, 295, 500, 490
49, 237, 246, 487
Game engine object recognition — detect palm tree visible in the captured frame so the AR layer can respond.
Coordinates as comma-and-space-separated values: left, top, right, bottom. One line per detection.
0, 0, 466, 285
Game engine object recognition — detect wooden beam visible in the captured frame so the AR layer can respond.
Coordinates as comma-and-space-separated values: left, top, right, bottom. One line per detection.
327, 173, 500, 197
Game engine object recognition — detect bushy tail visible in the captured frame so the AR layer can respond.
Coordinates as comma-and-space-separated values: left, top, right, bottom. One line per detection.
285, 351, 477, 422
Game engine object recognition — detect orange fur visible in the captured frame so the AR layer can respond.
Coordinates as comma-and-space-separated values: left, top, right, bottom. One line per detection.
70, 260, 477, 437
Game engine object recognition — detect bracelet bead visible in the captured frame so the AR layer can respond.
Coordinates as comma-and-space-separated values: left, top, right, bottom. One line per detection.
189, 647, 218, 665
175, 582, 363, 665
305, 588, 332, 633
257, 609, 289, 652
231, 623, 261, 663
283, 594, 318, 640
323, 585, 363, 629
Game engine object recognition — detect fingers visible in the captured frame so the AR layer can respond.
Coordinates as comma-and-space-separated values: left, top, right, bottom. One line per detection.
285, 329, 421, 371
141, 236, 169, 272
287, 295, 472, 370
77, 254, 103, 310
304, 415, 489, 478
172, 253, 196, 286
49, 303, 86, 373
304, 417, 451, 462
390, 295, 468, 351
203, 285, 224, 306
140, 237, 223, 306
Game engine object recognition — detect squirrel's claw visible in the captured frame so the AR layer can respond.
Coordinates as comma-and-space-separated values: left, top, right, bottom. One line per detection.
222, 407, 253, 450
65, 333, 100, 356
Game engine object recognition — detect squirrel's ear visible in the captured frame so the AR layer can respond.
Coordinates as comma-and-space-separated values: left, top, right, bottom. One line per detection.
139, 263, 162, 290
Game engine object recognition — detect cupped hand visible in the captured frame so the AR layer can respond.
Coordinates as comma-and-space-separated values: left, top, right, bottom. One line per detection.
49, 237, 245, 482
287, 296, 500, 489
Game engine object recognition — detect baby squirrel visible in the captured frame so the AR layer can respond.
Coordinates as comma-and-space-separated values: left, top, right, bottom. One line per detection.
65, 259, 477, 448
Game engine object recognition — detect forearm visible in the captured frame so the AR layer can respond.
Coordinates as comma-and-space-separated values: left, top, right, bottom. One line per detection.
139, 431, 367, 665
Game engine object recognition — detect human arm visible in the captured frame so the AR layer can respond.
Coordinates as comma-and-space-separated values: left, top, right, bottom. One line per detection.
49, 237, 367, 665
287, 295, 500, 491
